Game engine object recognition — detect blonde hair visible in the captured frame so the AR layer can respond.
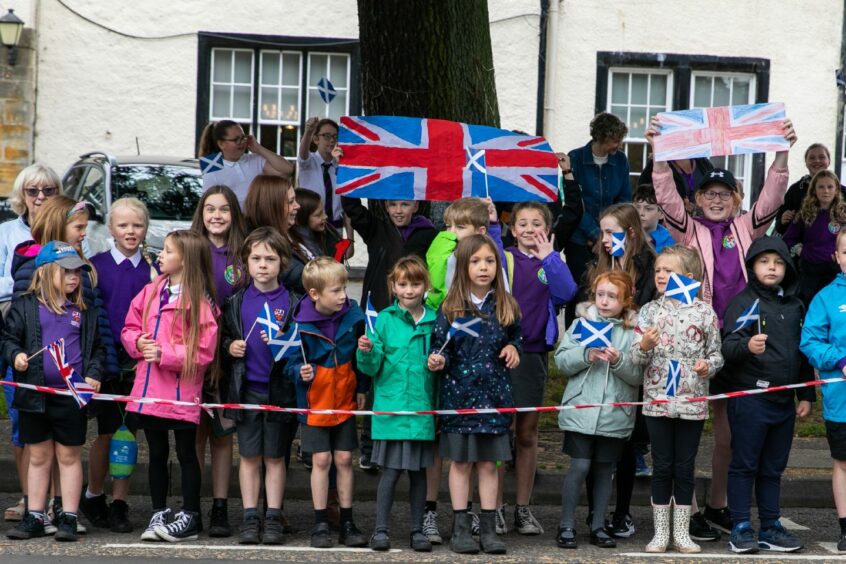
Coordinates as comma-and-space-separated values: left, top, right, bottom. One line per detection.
797, 170, 846, 226
441, 234, 520, 327
443, 197, 488, 230
28, 262, 86, 314
302, 256, 347, 294
657, 245, 703, 280
9, 163, 63, 217
109, 197, 150, 228
30, 196, 96, 287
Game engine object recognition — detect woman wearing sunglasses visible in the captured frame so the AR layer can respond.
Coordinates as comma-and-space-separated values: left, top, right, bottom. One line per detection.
198, 121, 294, 206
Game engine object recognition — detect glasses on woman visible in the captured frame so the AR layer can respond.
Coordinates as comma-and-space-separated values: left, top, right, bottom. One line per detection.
701, 190, 732, 201
223, 136, 247, 144
24, 186, 58, 198
317, 133, 338, 141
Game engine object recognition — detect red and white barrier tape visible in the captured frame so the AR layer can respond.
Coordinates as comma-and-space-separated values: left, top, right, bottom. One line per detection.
0, 376, 839, 417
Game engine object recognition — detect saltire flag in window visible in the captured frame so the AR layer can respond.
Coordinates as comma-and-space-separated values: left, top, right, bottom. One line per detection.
652, 102, 789, 161
336, 116, 559, 202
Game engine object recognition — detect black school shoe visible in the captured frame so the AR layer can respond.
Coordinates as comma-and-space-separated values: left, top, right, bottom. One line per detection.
108, 500, 133, 533
704, 505, 733, 533
79, 489, 110, 528
339, 520, 368, 547
556, 526, 577, 549
690, 511, 721, 541
7, 512, 47, 540
590, 527, 616, 548
55, 513, 79, 542
310, 522, 334, 548
208, 500, 232, 537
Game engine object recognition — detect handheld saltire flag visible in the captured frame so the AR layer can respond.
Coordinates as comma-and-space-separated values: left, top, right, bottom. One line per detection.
109, 425, 138, 480
337, 116, 559, 203
610, 232, 626, 257
448, 316, 482, 339
200, 152, 224, 174
572, 318, 583, 339
317, 77, 337, 103
731, 299, 761, 334
257, 302, 280, 338
268, 322, 302, 362
365, 292, 378, 334
48, 339, 95, 408
665, 273, 701, 306
666, 360, 682, 398
577, 319, 613, 349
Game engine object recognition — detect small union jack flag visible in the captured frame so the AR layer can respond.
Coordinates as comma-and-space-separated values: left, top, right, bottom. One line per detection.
653, 102, 789, 161
47, 339, 95, 408
337, 116, 559, 202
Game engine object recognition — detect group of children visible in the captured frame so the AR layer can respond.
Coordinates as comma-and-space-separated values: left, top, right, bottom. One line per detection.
4, 112, 846, 556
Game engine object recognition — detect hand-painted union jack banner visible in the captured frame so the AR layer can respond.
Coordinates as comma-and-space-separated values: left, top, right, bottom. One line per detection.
336, 116, 559, 202
653, 102, 789, 161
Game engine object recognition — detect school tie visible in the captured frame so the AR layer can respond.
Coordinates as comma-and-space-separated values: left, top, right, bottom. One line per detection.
321, 162, 334, 220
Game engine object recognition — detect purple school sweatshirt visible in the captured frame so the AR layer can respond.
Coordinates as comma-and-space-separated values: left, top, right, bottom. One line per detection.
783, 209, 840, 265
40, 303, 83, 388
209, 243, 242, 307
89, 250, 151, 346
698, 217, 745, 323
294, 298, 350, 342
241, 282, 290, 392
509, 250, 550, 353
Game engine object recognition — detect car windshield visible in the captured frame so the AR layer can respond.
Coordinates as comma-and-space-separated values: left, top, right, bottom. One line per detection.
111, 164, 203, 220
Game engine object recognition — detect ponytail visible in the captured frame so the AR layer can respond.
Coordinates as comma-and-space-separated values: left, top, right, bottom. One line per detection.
197, 120, 239, 157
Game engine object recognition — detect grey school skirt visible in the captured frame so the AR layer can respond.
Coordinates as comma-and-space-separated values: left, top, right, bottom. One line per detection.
371, 439, 435, 471
440, 432, 512, 463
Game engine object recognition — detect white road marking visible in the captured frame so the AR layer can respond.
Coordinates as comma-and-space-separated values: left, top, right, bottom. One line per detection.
780, 517, 809, 531
820, 542, 845, 554
102, 543, 401, 553
622, 552, 846, 560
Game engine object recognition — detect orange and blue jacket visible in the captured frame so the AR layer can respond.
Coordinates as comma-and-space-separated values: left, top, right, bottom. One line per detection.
284, 297, 368, 426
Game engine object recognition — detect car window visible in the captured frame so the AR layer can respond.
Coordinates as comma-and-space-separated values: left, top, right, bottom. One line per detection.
62, 165, 90, 200
78, 166, 106, 215
111, 165, 203, 221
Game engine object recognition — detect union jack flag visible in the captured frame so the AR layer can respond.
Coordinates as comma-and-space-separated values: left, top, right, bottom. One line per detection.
653, 102, 789, 161
47, 338, 95, 408
336, 116, 559, 202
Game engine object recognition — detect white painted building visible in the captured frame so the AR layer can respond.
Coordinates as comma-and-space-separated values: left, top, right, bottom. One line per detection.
7, 0, 846, 197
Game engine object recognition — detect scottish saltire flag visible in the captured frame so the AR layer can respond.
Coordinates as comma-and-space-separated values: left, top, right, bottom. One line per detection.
365, 292, 378, 334
653, 102, 788, 161
257, 302, 280, 338
665, 273, 701, 305
268, 323, 302, 362
610, 232, 626, 257
337, 116, 559, 202
200, 152, 224, 174
666, 360, 682, 398
317, 77, 337, 103
448, 316, 482, 339
572, 318, 583, 339
48, 339, 95, 408
731, 299, 761, 334
577, 319, 613, 349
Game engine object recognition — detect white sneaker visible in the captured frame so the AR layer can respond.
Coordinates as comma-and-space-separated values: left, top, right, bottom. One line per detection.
141, 508, 171, 541
515, 505, 544, 535
495, 504, 508, 535
469, 511, 480, 538
422, 510, 442, 544
154, 511, 199, 542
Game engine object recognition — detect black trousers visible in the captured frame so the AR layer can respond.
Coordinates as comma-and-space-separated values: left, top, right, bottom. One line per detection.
644, 416, 704, 505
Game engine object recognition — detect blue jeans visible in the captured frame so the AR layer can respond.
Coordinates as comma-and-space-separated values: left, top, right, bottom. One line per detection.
3, 368, 22, 447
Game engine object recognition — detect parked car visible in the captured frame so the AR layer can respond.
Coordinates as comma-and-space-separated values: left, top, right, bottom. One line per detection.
63, 152, 203, 257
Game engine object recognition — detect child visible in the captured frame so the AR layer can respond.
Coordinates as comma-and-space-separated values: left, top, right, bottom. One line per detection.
428, 234, 522, 555
284, 257, 369, 549
631, 245, 724, 554
800, 228, 846, 552
647, 116, 796, 535
220, 227, 299, 545
121, 230, 218, 543
722, 237, 813, 553
298, 117, 344, 226
357, 256, 437, 552
82, 198, 154, 533
783, 170, 845, 305
190, 184, 247, 538
2, 241, 105, 541
504, 201, 577, 534
633, 183, 675, 253
554, 271, 641, 550
294, 188, 347, 259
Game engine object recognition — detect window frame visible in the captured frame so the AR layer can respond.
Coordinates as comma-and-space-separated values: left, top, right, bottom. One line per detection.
196, 32, 360, 158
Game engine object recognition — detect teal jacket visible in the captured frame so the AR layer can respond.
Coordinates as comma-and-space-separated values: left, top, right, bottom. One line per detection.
555, 303, 641, 439
356, 302, 438, 440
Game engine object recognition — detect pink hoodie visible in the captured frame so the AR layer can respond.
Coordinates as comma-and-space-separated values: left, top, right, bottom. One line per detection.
653, 163, 789, 307
121, 275, 218, 424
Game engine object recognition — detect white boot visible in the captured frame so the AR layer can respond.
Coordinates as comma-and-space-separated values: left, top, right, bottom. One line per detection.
645, 500, 671, 553
672, 502, 701, 554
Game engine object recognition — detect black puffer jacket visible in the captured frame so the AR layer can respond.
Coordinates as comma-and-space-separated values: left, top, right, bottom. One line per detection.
220, 287, 299, 423
719, 236, 816, 404
0, 293, 105, 413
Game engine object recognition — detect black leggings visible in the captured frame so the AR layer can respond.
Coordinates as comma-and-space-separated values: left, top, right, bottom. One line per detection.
645, 417, 704, 505
146, 427, 201, 513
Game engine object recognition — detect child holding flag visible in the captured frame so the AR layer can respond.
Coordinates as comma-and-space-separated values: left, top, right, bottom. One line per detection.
631, 245, 723, 554
357, 256, 437, 552
284, 257, 369, 549
427, 234, 522, 555
554, 271, 641, 550
721, 236, 813, 553
220, 227, 299, 545
2, 241, 105, 541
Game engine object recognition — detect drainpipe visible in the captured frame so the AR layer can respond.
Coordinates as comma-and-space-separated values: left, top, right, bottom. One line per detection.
836, 0, 846, 180
542, 0, 560, 140
535, 0, 549, 137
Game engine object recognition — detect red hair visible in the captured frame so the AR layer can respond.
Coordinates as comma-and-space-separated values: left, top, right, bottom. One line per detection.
590, 270, 638, 328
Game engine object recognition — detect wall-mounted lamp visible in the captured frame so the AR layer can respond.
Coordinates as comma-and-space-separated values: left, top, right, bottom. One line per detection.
0, 9, 24, 66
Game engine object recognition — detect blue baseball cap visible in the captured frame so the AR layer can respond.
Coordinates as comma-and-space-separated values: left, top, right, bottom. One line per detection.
35, 241, 91, 271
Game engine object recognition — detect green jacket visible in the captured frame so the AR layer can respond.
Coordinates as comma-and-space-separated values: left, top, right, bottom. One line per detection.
555, 303, 642, 439
356, 302, 438, 440
425, 231, 457, 310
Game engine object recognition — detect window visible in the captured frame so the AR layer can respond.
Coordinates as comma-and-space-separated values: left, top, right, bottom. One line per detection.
112, 165, 204, 221
197, 33, 360, 159
607, 68, 673, 190
690, 72, 756, 209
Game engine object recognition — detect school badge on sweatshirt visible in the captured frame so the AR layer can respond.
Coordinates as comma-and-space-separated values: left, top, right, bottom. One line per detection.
71, 310, 81, 327
224, 264, 241, 285
722, 233, 736, 249
537, 267, 548, 285
829, 222, 841, 234
274, 308, 285, 324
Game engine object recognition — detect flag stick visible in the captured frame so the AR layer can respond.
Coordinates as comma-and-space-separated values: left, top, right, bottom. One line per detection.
612, 256, 616, 270
757, 316, 762, 335
243, 317, 260, 342
482, 151, 490, 199
301, 344, 308, 366
436, 335, 451, 356
26, 345, 48, 362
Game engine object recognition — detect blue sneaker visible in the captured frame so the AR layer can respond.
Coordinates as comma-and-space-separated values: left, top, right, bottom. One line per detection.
635, 452, 652, 477
758, 521, 803, 552
729, 522, 759, 554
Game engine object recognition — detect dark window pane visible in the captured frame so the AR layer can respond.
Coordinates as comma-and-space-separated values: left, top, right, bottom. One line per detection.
111, 165, 203, 221
259, 125, 279, 154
